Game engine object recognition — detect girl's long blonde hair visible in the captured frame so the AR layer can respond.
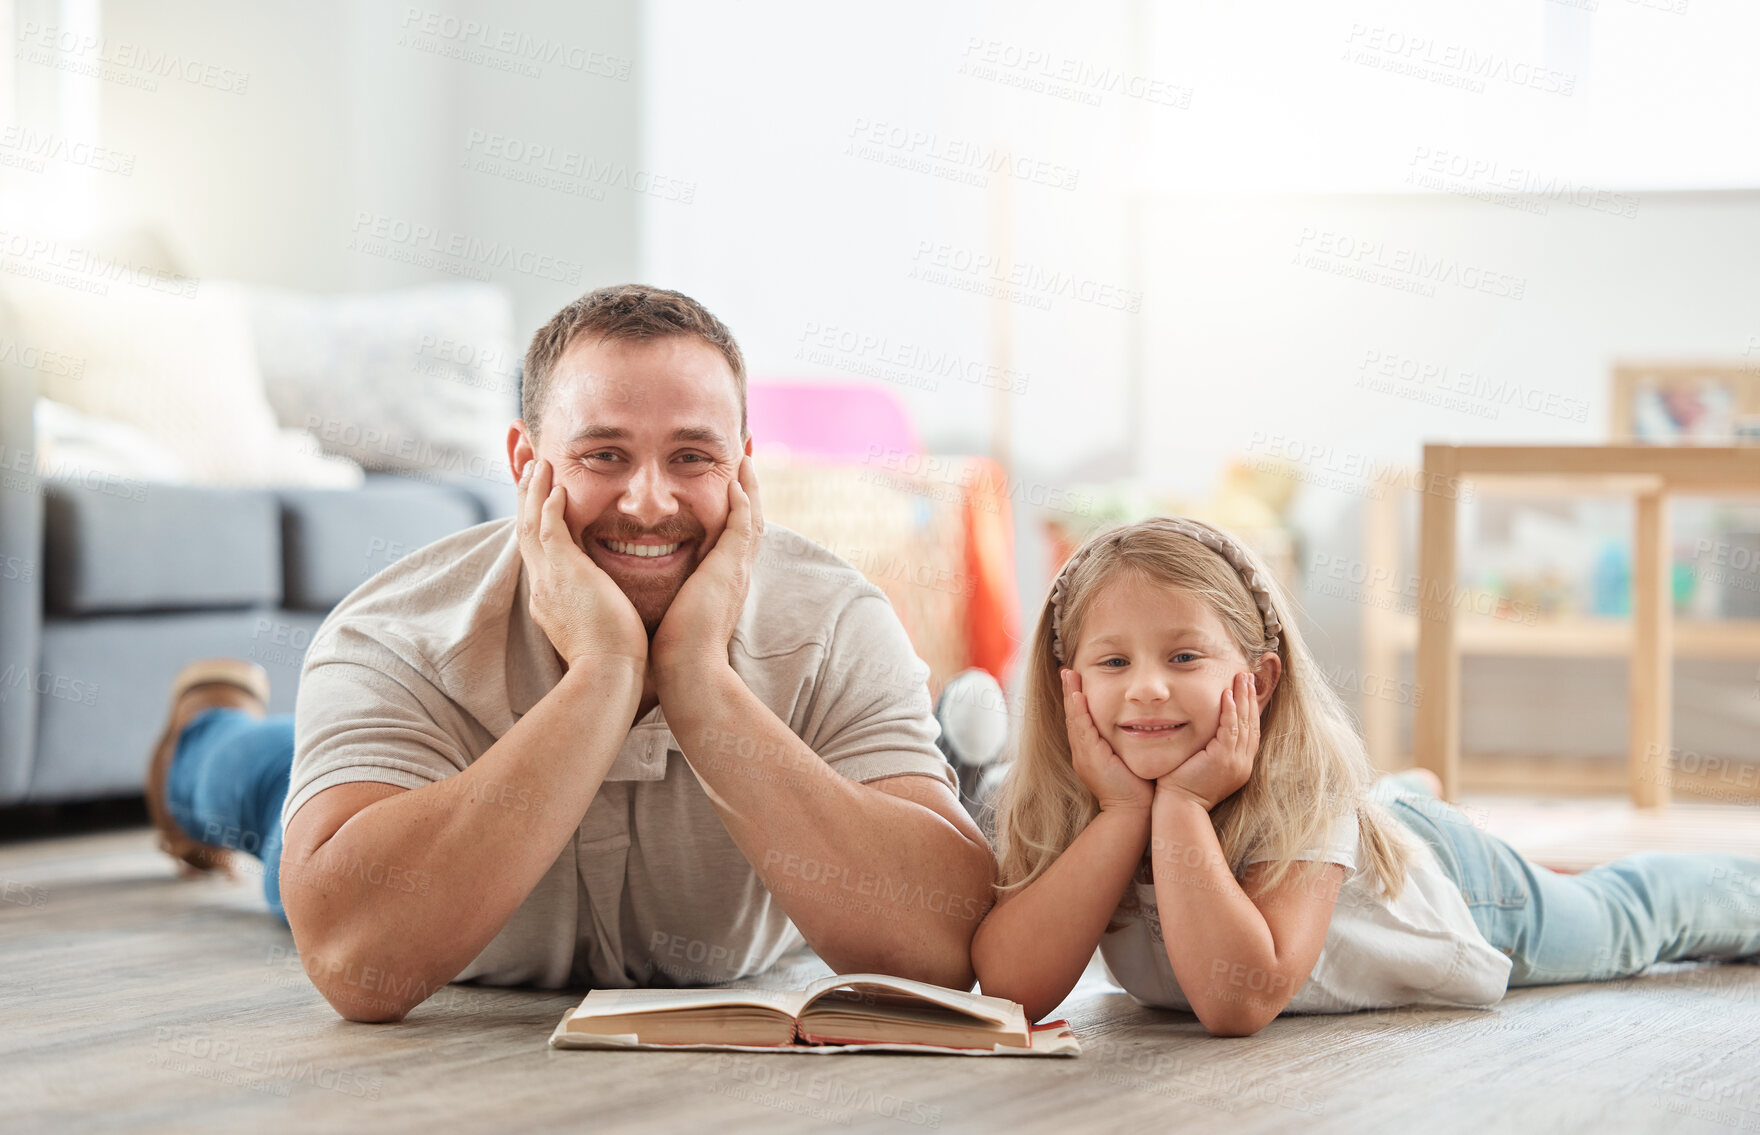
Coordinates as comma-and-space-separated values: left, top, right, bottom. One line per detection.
993, 519, 1410, 916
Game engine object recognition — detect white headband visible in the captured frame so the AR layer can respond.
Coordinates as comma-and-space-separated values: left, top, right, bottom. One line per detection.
1049, 516, 1284, 664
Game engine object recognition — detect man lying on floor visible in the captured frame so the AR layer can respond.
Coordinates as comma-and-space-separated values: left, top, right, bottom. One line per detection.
145, 284, 995, 1022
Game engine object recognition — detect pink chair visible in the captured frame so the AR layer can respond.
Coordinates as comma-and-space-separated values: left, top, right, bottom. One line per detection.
746, 382, 922, 461
746, 380, 1020, 687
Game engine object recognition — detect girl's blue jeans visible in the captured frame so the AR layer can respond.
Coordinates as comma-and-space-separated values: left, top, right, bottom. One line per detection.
1376, 772, 1760, 985
163, 708, 294, 923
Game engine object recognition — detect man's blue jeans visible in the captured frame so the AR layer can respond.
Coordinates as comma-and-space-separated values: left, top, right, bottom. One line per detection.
1376, 774, 1760, 985
164, 708, 294, 922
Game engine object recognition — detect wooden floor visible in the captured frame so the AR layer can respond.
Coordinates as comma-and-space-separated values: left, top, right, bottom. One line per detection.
4, 810, 1759, 1135
1471, 794, 1760, 873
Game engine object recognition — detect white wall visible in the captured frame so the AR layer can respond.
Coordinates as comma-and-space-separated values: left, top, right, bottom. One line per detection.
1138, 190, 1760, 761
639, 0, 1137, 464
1137, 190, 1760, 495
84, 0, 644, 339
641, 0, 1760, 764
639, 0, 1144, 680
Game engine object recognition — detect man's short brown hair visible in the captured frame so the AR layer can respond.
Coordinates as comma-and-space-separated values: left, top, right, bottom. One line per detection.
520, 284, 747, 439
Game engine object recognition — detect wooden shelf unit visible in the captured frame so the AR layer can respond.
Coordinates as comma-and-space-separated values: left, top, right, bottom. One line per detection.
1383, 616, 1760, 659
1359, 445, 1760, 807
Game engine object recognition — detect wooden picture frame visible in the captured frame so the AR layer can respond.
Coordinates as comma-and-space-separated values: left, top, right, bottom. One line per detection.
1610, 362, 1760, 444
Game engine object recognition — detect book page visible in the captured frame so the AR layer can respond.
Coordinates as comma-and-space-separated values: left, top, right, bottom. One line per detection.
796, 973, 1019, 1029
567, 985, 812, 1023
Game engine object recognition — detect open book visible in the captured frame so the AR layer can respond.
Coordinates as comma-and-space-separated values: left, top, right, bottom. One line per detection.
548, 973, 1080, 1056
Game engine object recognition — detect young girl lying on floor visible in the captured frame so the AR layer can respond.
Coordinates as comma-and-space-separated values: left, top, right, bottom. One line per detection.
971, 517, 1760, 1035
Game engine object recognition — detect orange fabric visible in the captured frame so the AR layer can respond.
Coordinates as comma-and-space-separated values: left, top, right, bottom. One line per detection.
960, 458, 1021, 683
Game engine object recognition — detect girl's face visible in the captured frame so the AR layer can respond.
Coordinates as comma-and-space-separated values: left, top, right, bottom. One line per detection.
1069, 574, 1267, 782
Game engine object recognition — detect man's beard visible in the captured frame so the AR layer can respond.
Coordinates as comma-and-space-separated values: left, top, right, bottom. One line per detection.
581, 518, 707, 633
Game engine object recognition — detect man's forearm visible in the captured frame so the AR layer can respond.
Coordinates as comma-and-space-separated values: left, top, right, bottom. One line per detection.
281, 660, 642, 1019
662, 662, 992, 988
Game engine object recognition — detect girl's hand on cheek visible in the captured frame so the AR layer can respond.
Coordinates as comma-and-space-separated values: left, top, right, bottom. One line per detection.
1156, 671, 1259, 811
1062, 669, 1153, 815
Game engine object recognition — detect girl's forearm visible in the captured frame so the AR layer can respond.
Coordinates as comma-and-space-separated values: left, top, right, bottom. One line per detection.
1149, 792, 1281, 1032
972, 806, 1150, 1021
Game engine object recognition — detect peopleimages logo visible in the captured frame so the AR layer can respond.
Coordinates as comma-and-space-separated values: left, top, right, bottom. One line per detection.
15, 22, 250, 94
0, 664, 98, 707
1342, 24, 1576, 97
151, 1028, 383, 1099
909, 241, 1141, 313
0, 337, 86, 379
958, 37, 1194, 110
1245, 432, 1477, 503
460, 130, 695, 203
0, 230, 200, 299
845, 118, 1080, 191
1293, 228, 1527, 301
348, 213, 584, 284
1355, 349, 1589, 424
1406, 146, 1639, 220
397, 7, 632, 79
795, 322, 1032, 395
0, 126, 136, 175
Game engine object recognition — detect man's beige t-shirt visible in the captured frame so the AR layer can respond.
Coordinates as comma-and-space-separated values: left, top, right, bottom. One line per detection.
282, 520, 958, 990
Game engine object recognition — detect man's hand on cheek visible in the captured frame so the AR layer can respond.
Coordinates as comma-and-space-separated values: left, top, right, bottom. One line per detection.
650, 457, 764, 692
516, 457, 649, 672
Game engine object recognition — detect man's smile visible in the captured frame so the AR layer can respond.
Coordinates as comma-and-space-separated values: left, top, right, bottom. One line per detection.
594, 537, 692, 569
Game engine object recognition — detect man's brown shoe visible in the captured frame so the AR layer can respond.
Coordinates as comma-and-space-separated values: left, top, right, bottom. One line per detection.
144, 659, 271, 875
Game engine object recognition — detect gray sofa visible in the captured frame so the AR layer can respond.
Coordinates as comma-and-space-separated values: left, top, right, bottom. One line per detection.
0, 361, 514, 806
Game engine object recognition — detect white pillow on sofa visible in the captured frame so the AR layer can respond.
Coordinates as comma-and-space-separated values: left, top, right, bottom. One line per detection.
3, 279, 363, 489
246, 281, 517, 485
33, 397, 188, 483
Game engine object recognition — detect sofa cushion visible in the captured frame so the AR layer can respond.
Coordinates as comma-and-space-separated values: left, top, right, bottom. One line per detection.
43, 478, 280, 615
27, 608, 321, 802
278, 475, 483, 610
431, 471, 517, 522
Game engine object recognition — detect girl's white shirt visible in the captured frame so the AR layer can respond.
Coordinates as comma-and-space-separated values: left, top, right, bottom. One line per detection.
1098, 814, 1514, 1013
